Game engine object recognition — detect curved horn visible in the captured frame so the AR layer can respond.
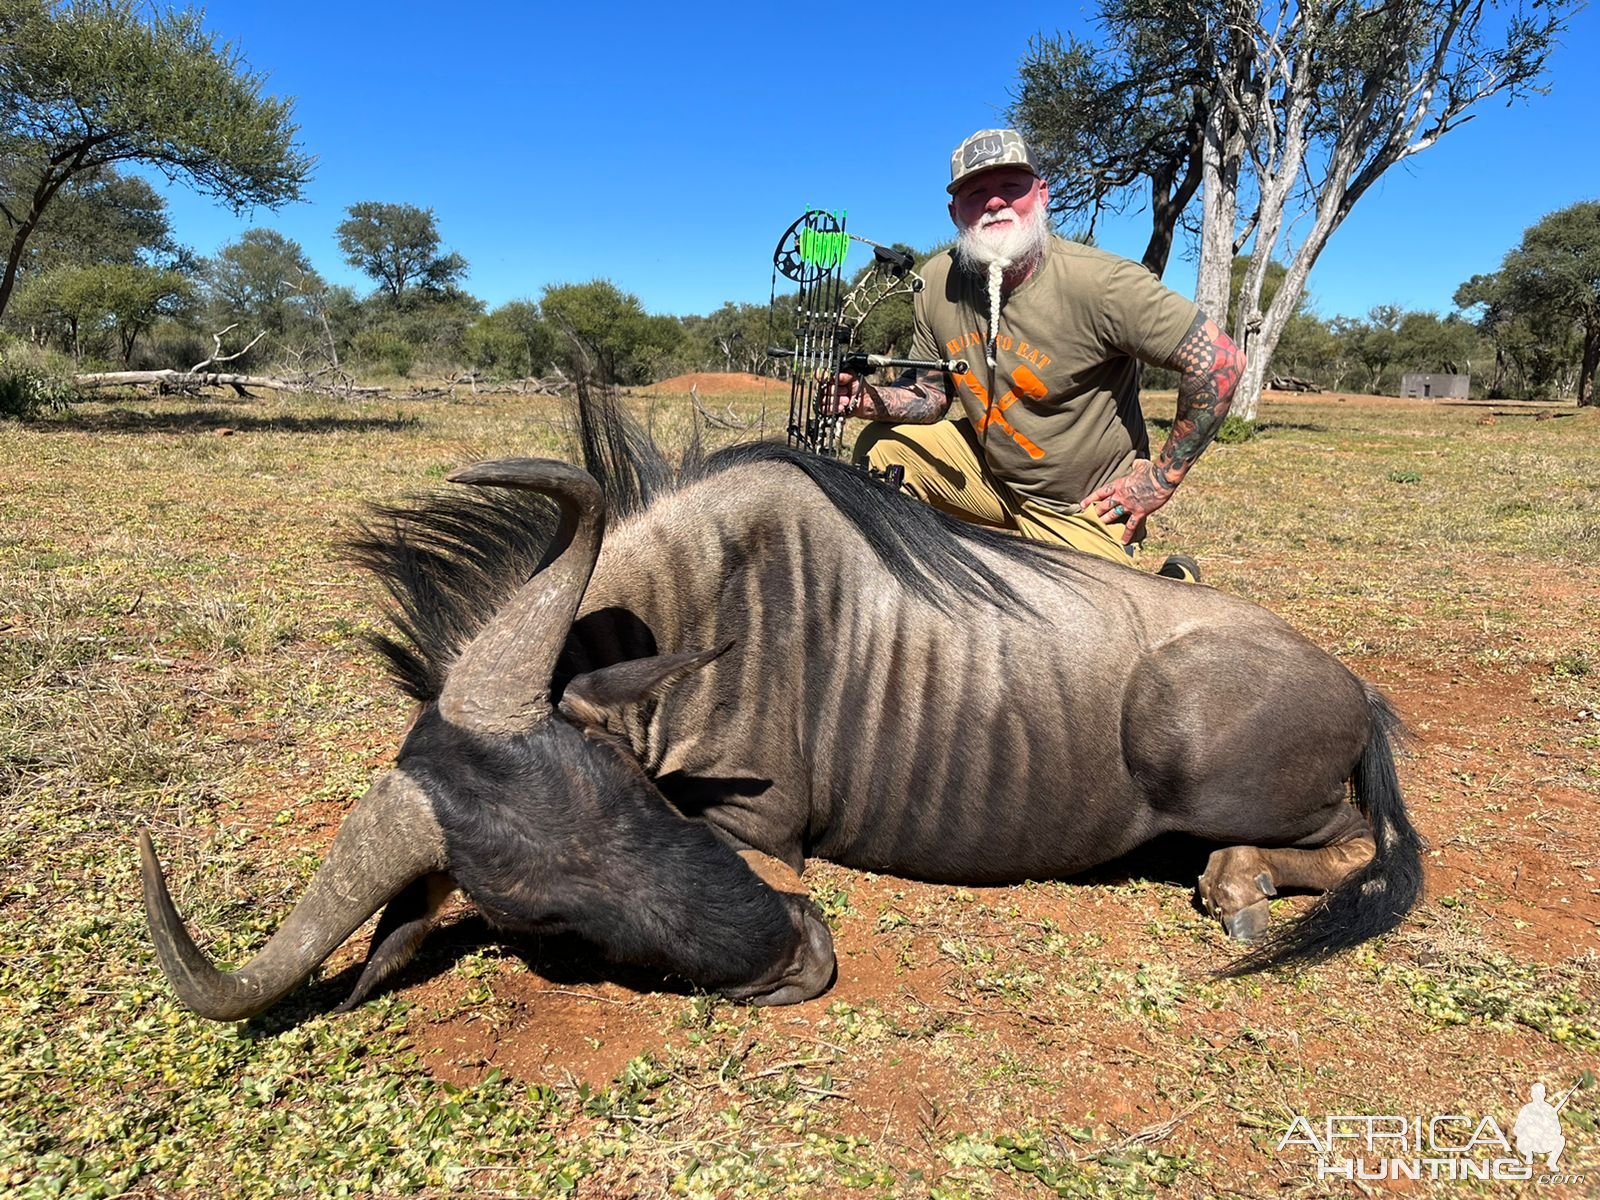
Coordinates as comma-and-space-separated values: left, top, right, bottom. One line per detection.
141, 770, 446, 1021
437, 458, 606, 734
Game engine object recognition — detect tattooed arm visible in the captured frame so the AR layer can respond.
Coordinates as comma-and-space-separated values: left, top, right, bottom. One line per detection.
823, 367, 952, 424
1153, 314, 1243, 489
1082, 314, 1244, 543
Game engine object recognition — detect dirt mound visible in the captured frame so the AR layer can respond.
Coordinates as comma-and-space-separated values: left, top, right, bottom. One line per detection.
650, 371, 777, 395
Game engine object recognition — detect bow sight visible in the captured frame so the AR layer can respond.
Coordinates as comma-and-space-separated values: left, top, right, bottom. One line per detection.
768, 209, 967, 457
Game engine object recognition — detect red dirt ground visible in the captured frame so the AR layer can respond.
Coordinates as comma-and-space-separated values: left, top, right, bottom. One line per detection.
650, 371, 779, 395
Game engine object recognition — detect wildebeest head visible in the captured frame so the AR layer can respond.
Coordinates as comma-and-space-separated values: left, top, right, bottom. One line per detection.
140, 459, 836, 1020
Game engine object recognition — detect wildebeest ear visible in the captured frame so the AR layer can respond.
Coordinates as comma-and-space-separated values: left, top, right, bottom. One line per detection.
558, 641, 733, 730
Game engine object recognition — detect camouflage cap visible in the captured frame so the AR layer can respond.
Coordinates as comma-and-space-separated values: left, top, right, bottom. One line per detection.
947, 129, 1041, 194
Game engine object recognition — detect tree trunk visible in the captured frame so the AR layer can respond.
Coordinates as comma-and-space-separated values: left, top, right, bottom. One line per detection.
72, 368, 379, 396
1140, 162, 1179, 277
0, 191, 53, 322
1231, 136, 1359, 420
1231, 10, 1319, 371
0, 224, 34, 324
1580, 316, 1599, 407
1141, 102, 1206, 278
1194, 101, 1238, 331
1489, 347, 1507, 398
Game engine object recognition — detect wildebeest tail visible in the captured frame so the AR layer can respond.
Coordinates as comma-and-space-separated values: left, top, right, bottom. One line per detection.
1222, 685, 1423, 975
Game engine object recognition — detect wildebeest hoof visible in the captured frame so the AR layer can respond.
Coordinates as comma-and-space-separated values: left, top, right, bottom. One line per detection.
1223, 898, 1272, 942
1197, 847, 1278, 933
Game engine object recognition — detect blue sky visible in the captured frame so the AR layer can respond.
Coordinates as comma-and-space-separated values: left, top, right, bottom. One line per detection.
146, 0, 1600, 324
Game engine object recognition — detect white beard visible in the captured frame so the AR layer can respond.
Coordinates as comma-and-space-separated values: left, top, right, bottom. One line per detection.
954, 204, 1050, 367
953, 203, 1050, 275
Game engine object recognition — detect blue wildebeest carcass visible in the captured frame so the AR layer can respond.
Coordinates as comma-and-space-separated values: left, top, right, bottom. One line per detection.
140, 398, 1423, 1019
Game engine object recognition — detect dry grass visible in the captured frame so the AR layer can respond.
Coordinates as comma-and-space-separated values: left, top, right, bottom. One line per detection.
1, 387, 1596, 1197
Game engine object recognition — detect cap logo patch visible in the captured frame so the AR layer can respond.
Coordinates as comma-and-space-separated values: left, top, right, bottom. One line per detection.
964, 135, 1005, 169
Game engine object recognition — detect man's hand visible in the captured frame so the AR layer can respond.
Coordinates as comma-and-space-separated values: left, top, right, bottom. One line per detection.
820, 371, 871, 417
1082, 461, 1174, 545
821, 368, 951, 424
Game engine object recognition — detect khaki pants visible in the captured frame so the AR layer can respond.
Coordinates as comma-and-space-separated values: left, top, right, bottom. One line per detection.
854, 418, 1139, 566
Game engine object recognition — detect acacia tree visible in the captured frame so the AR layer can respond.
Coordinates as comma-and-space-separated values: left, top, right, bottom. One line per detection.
1017, 0, 1576, 419
335, 202, 467, 304
680, 302, 773, 376
98, 263, 193, 364
204, 228, 322, 342
4, 165, 178, 275
1452, 270, 1569, 398
1348, 304, 1402, 392
1200, 0, 1574, 418
540, 280, 682, 385
1457, 202, 1600, 406
0, 0, 309, 322
464, 300, 555, 380
11, 261, 190, 362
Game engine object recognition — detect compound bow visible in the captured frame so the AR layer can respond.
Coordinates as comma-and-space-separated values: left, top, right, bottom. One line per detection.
767, 209, 967, 457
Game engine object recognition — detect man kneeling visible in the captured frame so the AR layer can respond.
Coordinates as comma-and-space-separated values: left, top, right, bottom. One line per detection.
826, 128, 1244, 581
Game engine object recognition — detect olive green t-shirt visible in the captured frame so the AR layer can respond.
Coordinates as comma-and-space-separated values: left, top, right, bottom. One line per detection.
910, 237, 1200, 514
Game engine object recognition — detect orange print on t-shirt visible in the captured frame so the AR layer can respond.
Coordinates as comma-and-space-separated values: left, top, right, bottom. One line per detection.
963, 363, 1049, 460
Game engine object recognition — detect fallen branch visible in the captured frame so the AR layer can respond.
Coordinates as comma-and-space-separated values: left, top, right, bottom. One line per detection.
190, 324, 267, 374
72, 369, 388, 397
1268, 374, 1322, 393
414, 374, 567, 398
689, 383, 758, 430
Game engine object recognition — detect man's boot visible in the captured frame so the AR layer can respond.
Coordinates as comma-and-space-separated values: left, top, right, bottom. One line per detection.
1156, 554, 1202, 583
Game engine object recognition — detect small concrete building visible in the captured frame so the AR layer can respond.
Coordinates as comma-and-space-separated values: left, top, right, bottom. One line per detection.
1401, 372, 1470, 399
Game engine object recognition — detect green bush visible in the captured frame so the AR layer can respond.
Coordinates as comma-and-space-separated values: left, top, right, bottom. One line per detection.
351, 329, 415, 378
463, 321, 527, 380
0, 353, 76, 419
1214, 414, 1259, 444
135, 321, 216, 373
1552, 651, 1591, 679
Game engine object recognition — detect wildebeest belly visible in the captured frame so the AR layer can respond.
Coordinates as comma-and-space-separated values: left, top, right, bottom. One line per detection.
639, 543, 1281, 885
803, 732, 1160, 883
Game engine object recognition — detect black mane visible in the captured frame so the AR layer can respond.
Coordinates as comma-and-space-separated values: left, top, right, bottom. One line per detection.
691, 440, 1074, 609
348, 386, 1078, 701
345, 488, 562, 702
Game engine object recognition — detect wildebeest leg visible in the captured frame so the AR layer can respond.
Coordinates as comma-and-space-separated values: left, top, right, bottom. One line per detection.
1198, 838, 1376, 941
336, 872, 457, 1011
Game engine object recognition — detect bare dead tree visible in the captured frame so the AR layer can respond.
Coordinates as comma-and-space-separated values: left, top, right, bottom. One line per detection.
73, 319, 383, 397
282, 273, 358, 394
1181, 0, 1576, 419
191, 324, 266, 374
